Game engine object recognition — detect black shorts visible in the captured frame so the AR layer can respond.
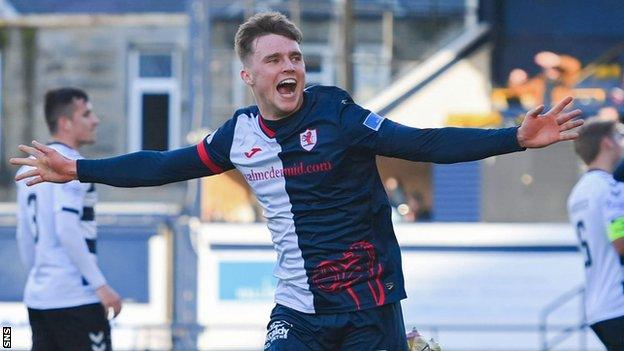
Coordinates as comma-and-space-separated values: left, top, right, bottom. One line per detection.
28, 303, 112, 351
590, 315, 624, 351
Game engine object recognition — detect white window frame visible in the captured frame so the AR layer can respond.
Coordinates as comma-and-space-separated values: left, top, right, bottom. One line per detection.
128, 49, 181, 152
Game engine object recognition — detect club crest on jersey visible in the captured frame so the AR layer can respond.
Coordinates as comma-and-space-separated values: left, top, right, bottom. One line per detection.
300, 128, 317, 151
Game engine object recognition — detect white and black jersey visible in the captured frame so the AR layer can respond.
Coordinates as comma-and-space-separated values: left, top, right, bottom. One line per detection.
568, 169, 624, 325
16, 142, 105, 309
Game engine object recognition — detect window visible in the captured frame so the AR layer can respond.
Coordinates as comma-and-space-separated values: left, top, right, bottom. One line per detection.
128, 50, 181, 151
141, 93, 170, 150
353, 44, 390, 101
139, 54, 173, 78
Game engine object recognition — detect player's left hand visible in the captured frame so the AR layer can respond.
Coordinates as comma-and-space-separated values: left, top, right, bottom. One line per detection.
96, 284, 122, 319
516, 96, 583, 148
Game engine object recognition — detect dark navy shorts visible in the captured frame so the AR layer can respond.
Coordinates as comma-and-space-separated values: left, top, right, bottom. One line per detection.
591, 315, 624, 351
264, 302, 409, 351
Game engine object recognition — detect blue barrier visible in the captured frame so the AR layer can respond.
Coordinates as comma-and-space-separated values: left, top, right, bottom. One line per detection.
0, 217, 166, 303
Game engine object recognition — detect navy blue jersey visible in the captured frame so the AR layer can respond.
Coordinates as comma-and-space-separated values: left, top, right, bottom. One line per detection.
78, 85, 524, 313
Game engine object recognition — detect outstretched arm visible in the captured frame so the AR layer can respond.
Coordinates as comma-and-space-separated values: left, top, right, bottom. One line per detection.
76, 146, 215, 187
11, 142, 217, 187
377, 126, 523, 163
365, 97, 582, 163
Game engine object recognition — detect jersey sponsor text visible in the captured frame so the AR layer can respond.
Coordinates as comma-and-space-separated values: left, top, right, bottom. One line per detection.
244, 161, 332, 182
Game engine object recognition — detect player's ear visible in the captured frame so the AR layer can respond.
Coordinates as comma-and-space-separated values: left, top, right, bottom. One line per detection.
58, 116, 72, 131
602, 136, 615, 150
240, 68, 253, 86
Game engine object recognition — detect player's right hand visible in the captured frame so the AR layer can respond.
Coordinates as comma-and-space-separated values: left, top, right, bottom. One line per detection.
10, 140, 78, 185
96, 284, 123, 319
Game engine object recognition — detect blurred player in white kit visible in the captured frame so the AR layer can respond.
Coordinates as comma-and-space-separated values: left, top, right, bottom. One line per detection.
568, 117, 624, 351
16, 88, 122, 351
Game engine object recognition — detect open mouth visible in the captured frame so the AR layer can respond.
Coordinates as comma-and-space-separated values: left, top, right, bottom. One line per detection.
276, 78, 297, 96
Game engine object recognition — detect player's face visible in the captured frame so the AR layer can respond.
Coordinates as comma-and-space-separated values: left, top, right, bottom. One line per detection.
241, 34, 305, 120
69, 99, 100, 146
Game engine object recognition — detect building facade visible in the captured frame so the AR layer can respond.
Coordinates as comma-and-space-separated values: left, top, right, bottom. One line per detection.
0, 0, 467, 202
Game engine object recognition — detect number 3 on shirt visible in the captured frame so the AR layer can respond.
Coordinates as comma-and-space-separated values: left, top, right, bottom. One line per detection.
26, 193, 39, 243
576, 221, 592, 267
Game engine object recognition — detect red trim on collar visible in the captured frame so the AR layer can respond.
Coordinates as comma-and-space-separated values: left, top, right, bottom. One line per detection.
258, 115, 276, 138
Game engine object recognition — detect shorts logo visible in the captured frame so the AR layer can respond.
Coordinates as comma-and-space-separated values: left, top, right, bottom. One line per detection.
89, 331, 106, 351
264, 320, 292, 349
300, 129, 317, 151
363, 112, 385, 131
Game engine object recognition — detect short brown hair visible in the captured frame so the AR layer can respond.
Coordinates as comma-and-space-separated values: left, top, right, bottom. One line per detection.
234, 11, 302, 63
574, 118, 617, 165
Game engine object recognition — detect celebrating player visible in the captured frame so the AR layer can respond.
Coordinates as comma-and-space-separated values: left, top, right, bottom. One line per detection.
11, 12, 581, 351
568, 118, 624, 351
15, 88, 121, 351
